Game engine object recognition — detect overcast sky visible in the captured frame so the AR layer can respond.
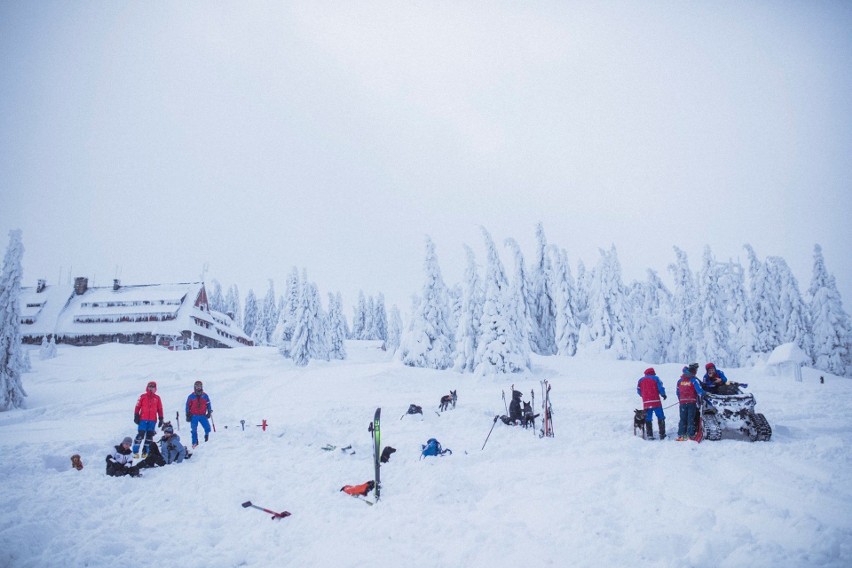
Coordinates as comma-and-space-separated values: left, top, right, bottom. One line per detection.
1, 1, 850, 316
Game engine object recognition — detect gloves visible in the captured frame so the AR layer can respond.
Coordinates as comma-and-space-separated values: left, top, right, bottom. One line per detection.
134, 413, 140, 425
185, 413, 191, 423
206, 410, 212, 419
157, 419, 163, 428
662, 394, 667, 400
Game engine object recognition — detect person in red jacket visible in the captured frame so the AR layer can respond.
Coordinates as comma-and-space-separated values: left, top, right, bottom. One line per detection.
636, 367, 667, 440
133, 381, 164, 458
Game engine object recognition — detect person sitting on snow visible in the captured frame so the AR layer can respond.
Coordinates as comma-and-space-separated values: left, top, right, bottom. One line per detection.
158, 422, 190, 464
702, 362, 729, 393
636, 367, 667, 440
106, 436, 142, 477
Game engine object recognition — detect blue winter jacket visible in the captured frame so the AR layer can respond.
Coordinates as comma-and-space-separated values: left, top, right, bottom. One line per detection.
702, 368, 728, 390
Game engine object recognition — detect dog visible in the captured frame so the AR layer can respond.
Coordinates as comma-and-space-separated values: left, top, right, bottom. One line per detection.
634, 409, 646, 437
439, 390, 457, 412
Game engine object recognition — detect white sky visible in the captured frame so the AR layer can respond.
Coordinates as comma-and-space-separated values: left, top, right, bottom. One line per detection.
2, 2, 850, 314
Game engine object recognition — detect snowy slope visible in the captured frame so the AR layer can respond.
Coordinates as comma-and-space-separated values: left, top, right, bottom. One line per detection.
0, 343, 850, 568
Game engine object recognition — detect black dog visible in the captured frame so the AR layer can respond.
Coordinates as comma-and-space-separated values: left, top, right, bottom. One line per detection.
439, 390, 457, 412
634, 409, 646, 437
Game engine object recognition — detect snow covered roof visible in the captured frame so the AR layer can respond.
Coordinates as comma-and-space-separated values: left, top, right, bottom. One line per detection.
766, 342, 811, 365
20, 280, 251, 348
18, 282, 75, 335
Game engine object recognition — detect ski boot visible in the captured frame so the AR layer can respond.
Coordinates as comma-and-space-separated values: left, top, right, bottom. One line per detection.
645, 422, 655, 440
658, 419, 666, 440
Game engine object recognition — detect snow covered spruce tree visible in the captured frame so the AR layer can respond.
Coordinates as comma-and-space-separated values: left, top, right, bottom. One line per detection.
807, 244, 851, 376
326, 292, 347, 360
208, 279, 225, 313
0, 229, 27, 411
627, 269, 671, 363
386, 304, 403, 355
351, 291, 367, 340
768, 256, 813, 359
372, 293, 388, 344
695, 246, 734, 366
474, 228, 530, 375
39, 335, 57, 361
256, 280, 278, 346
527, 223, 557, 355
581, 245, 633, 359
243, 289, 259, 339
453, 245, 483, 372
279, 268, 300, 349
717, 260, 757, 366
505, 238, 533, 355
745, 245, 782, 354
549, 246, 578, 357
288, 277, 329, 366
225, 284, 241, 326
668, 246, 699, 362
401, 236, 454, 369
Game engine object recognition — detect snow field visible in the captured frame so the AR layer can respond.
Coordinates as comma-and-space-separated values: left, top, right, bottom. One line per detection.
0, 342, 850, 567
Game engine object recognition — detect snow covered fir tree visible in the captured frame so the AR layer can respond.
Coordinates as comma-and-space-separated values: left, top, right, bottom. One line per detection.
394, 226, 851, 378
0, 230, 27, 411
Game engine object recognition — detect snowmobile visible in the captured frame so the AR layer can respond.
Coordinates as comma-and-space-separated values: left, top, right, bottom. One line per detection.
699, 382, 772, 442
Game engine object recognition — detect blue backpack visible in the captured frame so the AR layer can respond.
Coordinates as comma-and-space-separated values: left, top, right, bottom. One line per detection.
421, 438, 452, 458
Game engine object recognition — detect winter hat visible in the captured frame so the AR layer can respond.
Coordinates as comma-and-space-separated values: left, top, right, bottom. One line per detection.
163, 424, 174, 434
194, 380, 203, 390
644, 367, 655, 376
705, 362, 716, 370
121, 436, 133, 446
147, 381, 157, 389
688, 363, 700, 373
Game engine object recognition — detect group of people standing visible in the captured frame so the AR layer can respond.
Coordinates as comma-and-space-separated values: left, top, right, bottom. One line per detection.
106, 380, 214, 477
637, 362, 729, 441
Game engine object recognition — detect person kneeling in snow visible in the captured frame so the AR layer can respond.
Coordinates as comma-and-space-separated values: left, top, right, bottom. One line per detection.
106, 436, 142, 477
158, 422, 190, 464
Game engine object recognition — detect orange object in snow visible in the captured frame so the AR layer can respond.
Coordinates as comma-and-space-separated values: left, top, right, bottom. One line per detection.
341, 481, 374, 496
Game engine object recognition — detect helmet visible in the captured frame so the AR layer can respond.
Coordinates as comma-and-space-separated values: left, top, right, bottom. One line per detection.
163, 424, 174, 434
705, 362, 716, 370
644, 367, 655, 376
194, 380, 203, 390
688, 363, 699, 373
147, 381, 157, 390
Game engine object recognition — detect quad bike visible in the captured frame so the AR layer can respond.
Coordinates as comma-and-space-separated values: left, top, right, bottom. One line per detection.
699, 382, 772, 442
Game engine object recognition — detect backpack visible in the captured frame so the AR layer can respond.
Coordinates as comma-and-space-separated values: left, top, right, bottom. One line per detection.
420, 438, 452, 458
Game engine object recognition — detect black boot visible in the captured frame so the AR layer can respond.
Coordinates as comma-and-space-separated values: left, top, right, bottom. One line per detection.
645, 422, 655, 440
658, 419, 666, 440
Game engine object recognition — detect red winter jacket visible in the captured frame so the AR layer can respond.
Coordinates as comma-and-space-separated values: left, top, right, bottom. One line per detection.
676, 374, 704, 404
135, 391, 164, 422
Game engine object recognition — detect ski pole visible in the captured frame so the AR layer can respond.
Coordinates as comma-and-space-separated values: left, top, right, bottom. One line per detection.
211, 415, 216, 432
176, 411, 180, 431
241, 501, 291, 520
502, 391, 508, 415
481, 415, 499, 450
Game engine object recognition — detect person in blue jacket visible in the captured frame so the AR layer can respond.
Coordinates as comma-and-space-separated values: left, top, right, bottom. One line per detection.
702, 362, 729, 393
677, 365, 706, 440
637, 367, 667, 440
185, 380, 212, 448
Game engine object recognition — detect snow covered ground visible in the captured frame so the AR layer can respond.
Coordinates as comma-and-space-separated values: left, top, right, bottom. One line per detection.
1, 342, 850, 568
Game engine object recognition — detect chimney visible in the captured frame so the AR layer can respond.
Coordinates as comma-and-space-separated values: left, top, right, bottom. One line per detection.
113, 279, 121, 291
36, 279, 46, 293
74, 277, 88, 295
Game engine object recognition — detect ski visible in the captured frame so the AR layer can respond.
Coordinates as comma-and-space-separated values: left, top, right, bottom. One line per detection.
540, 380, 554, 438
369, 408, 381, 501
241, 501, 291, 520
